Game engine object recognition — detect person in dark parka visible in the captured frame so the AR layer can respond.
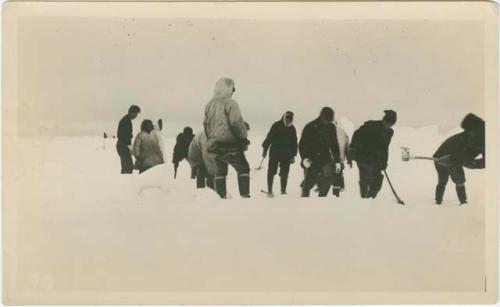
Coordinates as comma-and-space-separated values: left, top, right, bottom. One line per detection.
116, 105, 141, 174
350, 110, 397, 199
433, 113, 485, 205
173, 127, 195, 178
262, 111, 298, 196
299, 107, 341, 197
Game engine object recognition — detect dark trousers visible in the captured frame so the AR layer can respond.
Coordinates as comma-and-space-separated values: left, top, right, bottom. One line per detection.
434, 162, 466, 203
267, 155, 291, 193
116, 143, 133, 174
357, 162, 384, 198
215, 151, 251, 198
302, 163, 332, 197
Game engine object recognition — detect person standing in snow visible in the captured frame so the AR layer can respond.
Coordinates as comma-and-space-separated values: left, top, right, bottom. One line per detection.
433, 113, 485, 205
262, 111, 298, 197
203, 78, 251, 199
331, 121, 352, 197
299, 107, 341, 197
132, 119, 165, 174
157, 119, 163, 131
172, 127, 195, 178
103, 132, 108, 150
116, 105, 141, 174
350, 110, 397, 199
188, 132, 216, 190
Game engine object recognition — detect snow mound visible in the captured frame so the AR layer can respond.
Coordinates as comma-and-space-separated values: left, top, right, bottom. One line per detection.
15, 126, 486, 293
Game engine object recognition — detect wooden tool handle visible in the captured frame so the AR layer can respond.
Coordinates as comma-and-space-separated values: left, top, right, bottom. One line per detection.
411, 156, 436, 161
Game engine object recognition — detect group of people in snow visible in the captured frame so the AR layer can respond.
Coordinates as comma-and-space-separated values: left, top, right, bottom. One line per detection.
115, 78, 485, 205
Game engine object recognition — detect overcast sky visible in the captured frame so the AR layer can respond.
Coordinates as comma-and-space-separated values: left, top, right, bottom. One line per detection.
18, 18, 484, 137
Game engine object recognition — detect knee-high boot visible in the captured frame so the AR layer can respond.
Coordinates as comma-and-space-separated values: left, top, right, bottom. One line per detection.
359, 180, 369, 198
456, 184, 467, 204
332, 188, 340, 197
206, 176, 215, 190
368, 173, 384, 199
280, 175, 288, 194
196, 175, 206, 189
267, 173, 274, 194
435, 183, 446, 204
318, 178, 330, 197
215, 177, 227, 199
238, 174, 250, 198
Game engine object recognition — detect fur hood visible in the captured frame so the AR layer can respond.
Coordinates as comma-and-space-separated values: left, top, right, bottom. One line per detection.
213, 78, 235, 100
204, 78, 247, 153
282, 111, 294, 127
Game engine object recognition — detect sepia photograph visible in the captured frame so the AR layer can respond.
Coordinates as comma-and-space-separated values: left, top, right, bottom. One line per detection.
2, 1, 498, 305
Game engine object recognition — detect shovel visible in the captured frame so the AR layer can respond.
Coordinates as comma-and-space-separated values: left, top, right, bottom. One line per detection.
401, 146, 436, 162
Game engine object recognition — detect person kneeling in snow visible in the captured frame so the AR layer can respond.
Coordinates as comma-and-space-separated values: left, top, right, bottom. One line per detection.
262, 111, 298, 197
350, 110, 397, 199
331, 121, 352, 197
299, 107, 341, 197
188, 132, 216, 190
204, 78, 251, 199
133, 119, 165, 174
172, 127, 195, 178
433, 113, 485, 205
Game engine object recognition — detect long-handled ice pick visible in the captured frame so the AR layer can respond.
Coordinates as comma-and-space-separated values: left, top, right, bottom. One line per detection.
255, 157, 266, 171
383, 170, 405, 205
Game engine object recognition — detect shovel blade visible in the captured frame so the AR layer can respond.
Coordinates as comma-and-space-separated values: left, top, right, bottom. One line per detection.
401, 146, 411, 162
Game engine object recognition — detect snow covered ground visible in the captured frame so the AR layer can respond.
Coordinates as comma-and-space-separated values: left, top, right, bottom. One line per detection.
11, 123, 486, 293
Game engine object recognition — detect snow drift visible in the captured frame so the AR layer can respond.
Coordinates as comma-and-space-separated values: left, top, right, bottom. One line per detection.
12, 122, 486, 294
